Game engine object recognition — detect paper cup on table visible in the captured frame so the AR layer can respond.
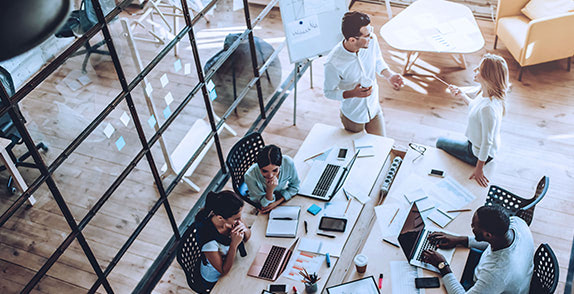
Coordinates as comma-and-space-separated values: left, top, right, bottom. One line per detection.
354, 254, 368, 273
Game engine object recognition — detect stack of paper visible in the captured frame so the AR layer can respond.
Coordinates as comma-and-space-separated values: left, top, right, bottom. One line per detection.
266, 206, 300, 237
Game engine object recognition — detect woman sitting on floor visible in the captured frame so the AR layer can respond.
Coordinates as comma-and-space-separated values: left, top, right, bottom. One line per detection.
437, 53, 509, 187
244, 145, 300, 213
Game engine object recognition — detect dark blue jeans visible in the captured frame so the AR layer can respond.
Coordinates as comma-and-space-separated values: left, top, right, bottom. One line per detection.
436, 137, 492, 166
460, 248, 484, 290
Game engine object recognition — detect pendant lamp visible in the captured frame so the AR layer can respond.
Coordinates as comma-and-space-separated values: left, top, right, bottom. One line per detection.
0, 0, 71, 61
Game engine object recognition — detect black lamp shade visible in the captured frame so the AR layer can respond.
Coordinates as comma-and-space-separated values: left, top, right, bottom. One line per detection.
0, 0, 71, 61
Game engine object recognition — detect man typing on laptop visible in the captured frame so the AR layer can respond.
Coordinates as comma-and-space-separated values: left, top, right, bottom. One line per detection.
421, 205, 534, 294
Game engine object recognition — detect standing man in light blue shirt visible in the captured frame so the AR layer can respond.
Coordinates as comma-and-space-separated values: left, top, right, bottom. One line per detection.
324, 11, 404, 136
244, 145, 300, 213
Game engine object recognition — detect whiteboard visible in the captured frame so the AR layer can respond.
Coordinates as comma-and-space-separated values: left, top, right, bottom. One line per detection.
279, 0, 347, 64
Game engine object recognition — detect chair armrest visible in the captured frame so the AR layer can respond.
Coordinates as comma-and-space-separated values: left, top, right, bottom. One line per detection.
520, 12, 574, 65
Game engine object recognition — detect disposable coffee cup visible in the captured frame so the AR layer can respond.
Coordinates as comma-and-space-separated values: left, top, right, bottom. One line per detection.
360, 77, 373, 88
354, 254, 368, 273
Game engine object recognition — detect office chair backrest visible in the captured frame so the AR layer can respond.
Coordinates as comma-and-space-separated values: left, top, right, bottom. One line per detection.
225, 132, 265, 209
485, 176, 549, 226
530, 243, 559, 294
0, 66, 25, 144
176, 223, 213, 293
0, 66, 15, 97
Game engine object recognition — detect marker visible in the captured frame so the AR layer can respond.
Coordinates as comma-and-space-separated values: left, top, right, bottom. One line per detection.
317, 232, 336, 238
304, 220, 308, 234
326, 253, 331, 267
378, 273, 383, 289
292, 286, 298, 294
343, 188, 350, 200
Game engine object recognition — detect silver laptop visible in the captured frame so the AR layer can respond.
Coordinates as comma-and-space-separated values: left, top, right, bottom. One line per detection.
298, 151, 359, 201
398, 203, 455, 272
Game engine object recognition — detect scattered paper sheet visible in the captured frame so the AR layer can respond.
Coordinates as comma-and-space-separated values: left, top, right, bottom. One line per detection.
374, 203, 409, 245
282, 250, 323, 281
390, 261, 424, 294
298, 237, 342, 257
184, 63, 191, 75
145, 83, 153, 96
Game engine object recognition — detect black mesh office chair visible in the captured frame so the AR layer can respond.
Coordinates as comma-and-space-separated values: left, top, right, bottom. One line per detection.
176, 223, 214, 294
0, 66, 48, 194
55, 0, 113, 73
225, 132, 265, 209
485, 176, 549, 226
530, 243, 559, 294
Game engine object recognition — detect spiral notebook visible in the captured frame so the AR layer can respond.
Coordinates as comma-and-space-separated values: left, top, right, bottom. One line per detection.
266, 206, 300, 238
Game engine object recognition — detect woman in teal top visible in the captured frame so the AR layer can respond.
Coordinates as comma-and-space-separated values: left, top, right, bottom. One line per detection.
244, 145, 300, 213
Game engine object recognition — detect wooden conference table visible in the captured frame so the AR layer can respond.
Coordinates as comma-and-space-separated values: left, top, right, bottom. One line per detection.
344, 145, 493, 293
212, 123, 394, 293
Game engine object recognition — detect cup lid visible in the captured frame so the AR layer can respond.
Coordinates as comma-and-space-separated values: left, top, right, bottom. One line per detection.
354, 254, 368, 266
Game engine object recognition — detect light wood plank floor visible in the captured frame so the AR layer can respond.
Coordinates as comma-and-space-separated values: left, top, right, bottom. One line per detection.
1, 2, 573, 293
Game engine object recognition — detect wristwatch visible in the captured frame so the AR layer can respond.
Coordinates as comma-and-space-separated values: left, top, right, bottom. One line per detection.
438, 261, 449, 270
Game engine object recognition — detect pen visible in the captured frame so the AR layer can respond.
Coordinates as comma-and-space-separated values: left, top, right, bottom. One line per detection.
378, 273, 383, 289
304, 151, 325, 162
388, 208, 399, 226
326, 253, 331, 267
304, 220, 308, 234
343, 188, 350, 200
447, 208, 472, 213
293, 286, 298, 294
382, 238, 400, 248
317, 232, 336, 238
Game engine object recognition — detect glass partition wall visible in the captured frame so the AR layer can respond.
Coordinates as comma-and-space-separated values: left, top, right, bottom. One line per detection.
0, 0, 306, 292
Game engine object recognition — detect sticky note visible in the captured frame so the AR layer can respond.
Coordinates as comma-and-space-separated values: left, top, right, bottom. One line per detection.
174, 59, 182, 72
103, 123, 115, 138
160, 74, 169, 88
163, 105, 172, 119
145, 83, 153, 96
120, 111, 130, 127
147, 115, 157, 129
209, 89, 217, 101
307, 204, 322, 215
115, 136, 126, 151
164, 92, 174, 105
184, 63, 191, 75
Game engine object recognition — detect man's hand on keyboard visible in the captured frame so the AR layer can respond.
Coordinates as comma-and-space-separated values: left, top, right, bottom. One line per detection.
428, 232, 467, 249
421, 250, 446, 268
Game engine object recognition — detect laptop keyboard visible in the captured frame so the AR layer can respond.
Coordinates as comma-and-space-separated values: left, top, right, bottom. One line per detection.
259, 245, 286, 279
312, 164, 340, 197
415, 231, 438, 262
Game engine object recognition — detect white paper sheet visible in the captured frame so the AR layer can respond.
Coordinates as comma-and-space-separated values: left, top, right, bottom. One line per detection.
286, 15, 321, 44
298, 237, 342, 257
390, 261, 425, 294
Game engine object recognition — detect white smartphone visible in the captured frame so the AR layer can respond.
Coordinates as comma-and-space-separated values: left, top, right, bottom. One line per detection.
429, 169, 445, 177
337, 148, 348, 160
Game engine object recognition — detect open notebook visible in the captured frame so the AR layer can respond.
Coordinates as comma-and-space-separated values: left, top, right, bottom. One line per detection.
266, 206, 300, 238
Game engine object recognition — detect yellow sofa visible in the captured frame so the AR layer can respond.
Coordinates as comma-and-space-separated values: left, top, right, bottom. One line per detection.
494, 0, 574, 80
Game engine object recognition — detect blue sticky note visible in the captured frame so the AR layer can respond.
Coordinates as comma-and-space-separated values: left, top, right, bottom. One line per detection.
163, 105, 171, 119
307, 204, 322, 215
115, 136, 126, 151
174, 59, 182, 72
209, 89, 217, 101
147, 115, 156, 129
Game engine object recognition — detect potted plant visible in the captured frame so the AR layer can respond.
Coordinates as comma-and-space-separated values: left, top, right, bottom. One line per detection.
299, 268, 320, 293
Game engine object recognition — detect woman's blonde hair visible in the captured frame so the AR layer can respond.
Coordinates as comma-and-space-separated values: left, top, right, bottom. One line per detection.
477, 54, 509, 115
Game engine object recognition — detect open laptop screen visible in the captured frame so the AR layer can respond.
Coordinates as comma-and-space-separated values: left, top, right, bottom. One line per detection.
398, 203, 426, 260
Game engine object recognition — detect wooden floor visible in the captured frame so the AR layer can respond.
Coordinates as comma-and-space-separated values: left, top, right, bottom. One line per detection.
1, 1, 573, 293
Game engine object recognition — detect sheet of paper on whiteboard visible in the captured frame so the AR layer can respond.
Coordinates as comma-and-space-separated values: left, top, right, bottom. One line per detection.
286, 14, 321, 44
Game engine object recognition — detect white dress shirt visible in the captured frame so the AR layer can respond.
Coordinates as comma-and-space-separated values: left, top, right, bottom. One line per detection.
323, 34, 389, 123
465, 94, 504, 161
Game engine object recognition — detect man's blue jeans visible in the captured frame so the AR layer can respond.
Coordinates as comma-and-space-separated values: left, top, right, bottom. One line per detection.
436, 137, 492, 166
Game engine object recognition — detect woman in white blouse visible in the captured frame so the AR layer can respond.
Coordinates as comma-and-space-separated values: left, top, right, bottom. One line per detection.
437, 54, 509, 187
